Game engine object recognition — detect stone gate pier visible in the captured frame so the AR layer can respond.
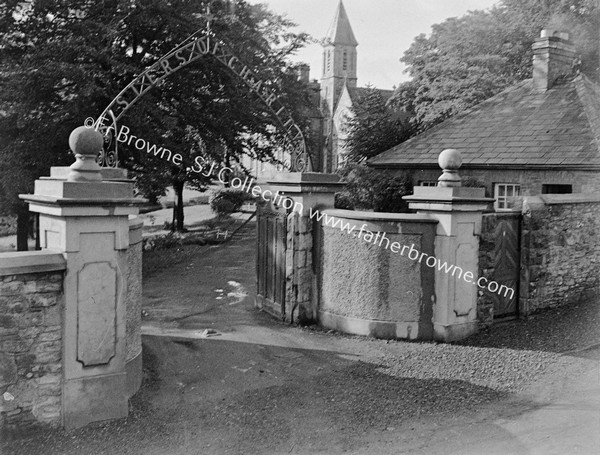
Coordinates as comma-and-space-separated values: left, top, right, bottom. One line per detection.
1, 127, 144, 434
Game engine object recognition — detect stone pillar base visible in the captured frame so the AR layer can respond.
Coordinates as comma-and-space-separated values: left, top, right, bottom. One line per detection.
319, 311, 432, 341
125, 351, 143, 399
433, 321, 478, 343
63, 373, 128, 430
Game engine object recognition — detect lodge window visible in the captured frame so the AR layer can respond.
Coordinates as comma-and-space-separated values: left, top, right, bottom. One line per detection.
419, 181, 437, 187
542, 184, 572, 194
494, 183, 520, 211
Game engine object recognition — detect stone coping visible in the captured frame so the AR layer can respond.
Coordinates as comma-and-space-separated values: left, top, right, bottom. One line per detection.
128, 215, 144, 227
539, 193, 600, 205
20, 194, 146, 206
128, 216, 144, 246
321, 209, 438, 223
0, 250, 66, 276
405, 195, 494, 203
268, 172, 341, 185
49, 166, 130, 181
265, 172, 345, 194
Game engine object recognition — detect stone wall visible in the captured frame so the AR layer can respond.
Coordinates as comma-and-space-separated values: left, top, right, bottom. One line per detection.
520, 194, 600, 313
477, 214, 496, 326
317, 210, 437, 340
0, 251, 66, 435
285, 212, 314, 324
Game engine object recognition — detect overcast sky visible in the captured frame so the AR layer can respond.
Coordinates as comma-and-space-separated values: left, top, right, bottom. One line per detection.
246, 0, 500, 89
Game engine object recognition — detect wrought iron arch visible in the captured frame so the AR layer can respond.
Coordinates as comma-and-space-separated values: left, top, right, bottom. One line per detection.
94, 30, 311, 172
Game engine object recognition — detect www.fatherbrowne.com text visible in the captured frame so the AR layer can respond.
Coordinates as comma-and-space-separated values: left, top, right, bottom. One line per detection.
84, 117, 514, 300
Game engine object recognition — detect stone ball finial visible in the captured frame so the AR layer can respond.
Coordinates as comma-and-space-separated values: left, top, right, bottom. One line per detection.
438, 148, 462, 171
67, 126, 103, 182
69, 126, 104, 157
437, 149, 462, 187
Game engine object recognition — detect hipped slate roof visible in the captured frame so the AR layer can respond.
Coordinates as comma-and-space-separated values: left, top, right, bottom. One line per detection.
369, 75, 600, 170
325, 0, 358, 46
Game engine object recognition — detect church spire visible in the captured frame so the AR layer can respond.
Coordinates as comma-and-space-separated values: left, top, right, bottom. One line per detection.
320, 0, 358, 117
325, 0, 358, 46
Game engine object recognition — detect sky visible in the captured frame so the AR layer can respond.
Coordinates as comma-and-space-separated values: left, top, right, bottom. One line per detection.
246, 0, 501, 89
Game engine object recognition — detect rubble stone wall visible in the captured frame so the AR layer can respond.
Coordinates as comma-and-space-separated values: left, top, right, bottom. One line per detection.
520, 194, 600, 313
0, 252, 66, 435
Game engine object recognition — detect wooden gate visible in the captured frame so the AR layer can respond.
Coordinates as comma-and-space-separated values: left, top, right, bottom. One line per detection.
491, 214, 521, 318
256, 201, 287, 319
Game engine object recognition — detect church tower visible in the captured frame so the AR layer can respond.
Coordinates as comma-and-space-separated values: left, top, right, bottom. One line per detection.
320, 0, 358, 118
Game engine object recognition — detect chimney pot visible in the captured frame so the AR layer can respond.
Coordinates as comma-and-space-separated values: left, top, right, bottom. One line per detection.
540, 29, 570, 41
297, 64, 310, 83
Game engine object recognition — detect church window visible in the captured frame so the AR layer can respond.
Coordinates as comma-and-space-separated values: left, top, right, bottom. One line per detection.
327, 50, 331, 73
343, 51, 348, 71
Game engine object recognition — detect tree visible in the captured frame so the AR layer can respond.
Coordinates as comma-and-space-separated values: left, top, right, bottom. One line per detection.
391, 0, 599, 132
0, 0, 311, 244
343, 87, 411, 164
112, 1, 312, 230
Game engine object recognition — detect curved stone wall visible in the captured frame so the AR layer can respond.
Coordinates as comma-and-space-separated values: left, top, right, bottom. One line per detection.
125, 216, 143, 397
318, 210, 438, 340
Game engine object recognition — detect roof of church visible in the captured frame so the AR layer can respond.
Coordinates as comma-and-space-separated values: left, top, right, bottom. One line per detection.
368, 74, 600, 170
347, 87, 394, 104
325, 0, 358, 46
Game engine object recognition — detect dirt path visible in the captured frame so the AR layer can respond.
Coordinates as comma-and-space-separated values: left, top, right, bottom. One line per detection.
3, 221, 599, 454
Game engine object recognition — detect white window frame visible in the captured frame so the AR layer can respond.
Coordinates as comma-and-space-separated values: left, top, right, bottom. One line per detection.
419, 181, 438, 187
494, 183, 521, 211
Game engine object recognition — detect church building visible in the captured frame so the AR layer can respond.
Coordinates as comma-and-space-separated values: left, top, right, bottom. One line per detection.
244, 0, 393, 178
318, 0, 394, 172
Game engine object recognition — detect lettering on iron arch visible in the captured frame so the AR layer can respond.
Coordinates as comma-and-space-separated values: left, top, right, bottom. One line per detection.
96, 33, 310, 171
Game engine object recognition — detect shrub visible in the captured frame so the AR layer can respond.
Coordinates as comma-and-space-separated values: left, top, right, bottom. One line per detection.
142, 232, 182, 251
462, 177, 490, 197
209, 188, 252, 216
334, 192, 355, 210
338, 164, 413, 213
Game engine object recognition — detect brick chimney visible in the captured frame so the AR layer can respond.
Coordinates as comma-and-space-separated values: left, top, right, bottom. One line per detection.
297, 64, 310, 83
532, 29, 578, 91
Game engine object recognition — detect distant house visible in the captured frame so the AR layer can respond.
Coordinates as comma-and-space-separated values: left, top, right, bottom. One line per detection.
368, 30, 600, 211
